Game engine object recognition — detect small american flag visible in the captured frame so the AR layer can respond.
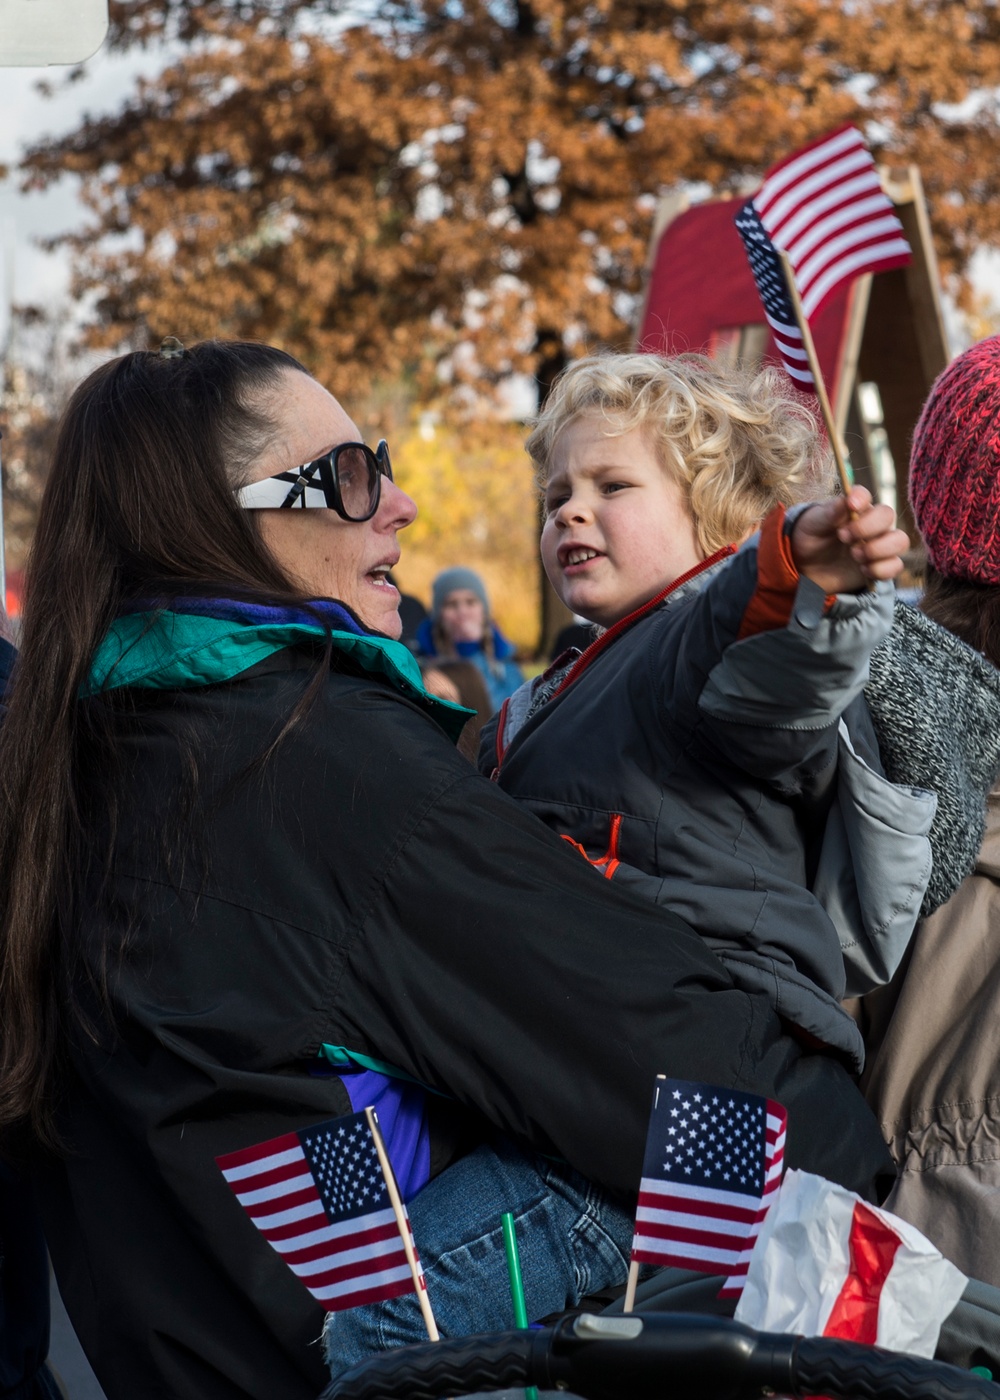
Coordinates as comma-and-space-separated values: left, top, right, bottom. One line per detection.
735, 124, 912, 390
734, 201, 814, 389
217, 1109, 423, 1312
630, 1077, 786, 1300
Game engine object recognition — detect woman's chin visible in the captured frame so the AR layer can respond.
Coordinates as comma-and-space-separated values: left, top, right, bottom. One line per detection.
342, 578, 403, 639
361, 600, 402, 640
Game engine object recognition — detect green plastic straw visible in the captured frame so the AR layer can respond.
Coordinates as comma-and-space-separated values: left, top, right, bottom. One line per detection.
501, 1211, 539, 1400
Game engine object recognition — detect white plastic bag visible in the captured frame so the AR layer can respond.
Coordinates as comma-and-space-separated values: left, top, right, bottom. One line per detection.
734, 1169, 966, 1356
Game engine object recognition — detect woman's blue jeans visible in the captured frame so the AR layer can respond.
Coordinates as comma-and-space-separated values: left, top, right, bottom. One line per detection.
324, 1137, 635, 1377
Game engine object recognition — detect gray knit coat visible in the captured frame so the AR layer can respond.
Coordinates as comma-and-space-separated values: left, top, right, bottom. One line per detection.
865, 599, 1000, 917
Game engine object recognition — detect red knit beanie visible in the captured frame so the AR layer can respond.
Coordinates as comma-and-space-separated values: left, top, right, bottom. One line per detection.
909, 334, 1000, 584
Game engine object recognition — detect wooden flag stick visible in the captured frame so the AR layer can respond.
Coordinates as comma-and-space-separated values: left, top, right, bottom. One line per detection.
622, 1259, 640, 1314
365, 1106, 440, 1342
777, 249, 853, 500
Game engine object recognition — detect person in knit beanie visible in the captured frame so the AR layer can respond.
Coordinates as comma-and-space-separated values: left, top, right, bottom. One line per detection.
859, 332, 1000, 1288
430, 565, 489, 620
414, 565, 523, 714
909, 331, 1000, 589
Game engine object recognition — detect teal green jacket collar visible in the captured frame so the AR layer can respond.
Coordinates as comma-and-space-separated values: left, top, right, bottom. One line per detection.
84, 606, 473, 743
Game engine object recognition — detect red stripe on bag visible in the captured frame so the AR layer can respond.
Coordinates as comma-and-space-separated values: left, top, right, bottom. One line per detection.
822, 1201, 902, 1345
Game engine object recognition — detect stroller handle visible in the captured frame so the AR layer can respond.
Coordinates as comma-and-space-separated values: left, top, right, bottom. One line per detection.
320, 1311, 998, 1400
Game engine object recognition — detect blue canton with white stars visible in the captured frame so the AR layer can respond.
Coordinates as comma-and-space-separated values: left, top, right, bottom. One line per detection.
642, 1079, 766, 1194
734, 201, 797, 328
299, 1111, 390, 1222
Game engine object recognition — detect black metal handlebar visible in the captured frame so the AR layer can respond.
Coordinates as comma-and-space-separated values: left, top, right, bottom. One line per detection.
320, 1312, 998, 1400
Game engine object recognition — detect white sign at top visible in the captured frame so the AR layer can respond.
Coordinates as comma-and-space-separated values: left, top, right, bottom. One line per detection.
0, 0, 108, 65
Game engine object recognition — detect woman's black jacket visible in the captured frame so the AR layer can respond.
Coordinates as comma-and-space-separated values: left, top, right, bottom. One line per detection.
36, 647, 892, 1400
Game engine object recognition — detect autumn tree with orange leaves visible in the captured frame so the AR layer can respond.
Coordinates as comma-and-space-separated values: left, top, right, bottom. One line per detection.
18, 0, 1000, 408
10, 0, 1000, 643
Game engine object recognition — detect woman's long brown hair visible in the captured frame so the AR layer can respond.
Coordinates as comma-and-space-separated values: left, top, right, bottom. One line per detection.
0, 340, 322, 1146
920, 564, 1000, 670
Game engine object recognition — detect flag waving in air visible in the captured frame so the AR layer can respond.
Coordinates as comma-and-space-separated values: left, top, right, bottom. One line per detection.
735, 125, 912, 390
217, 1109, 426, 1313
630, 1076, 786, 1300
734, 201, 814, 389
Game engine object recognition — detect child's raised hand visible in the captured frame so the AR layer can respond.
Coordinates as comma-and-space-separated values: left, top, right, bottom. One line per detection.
789, 487, 910, 594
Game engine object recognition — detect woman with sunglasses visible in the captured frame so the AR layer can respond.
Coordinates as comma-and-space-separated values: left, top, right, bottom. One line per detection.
0, 340, 893, 1400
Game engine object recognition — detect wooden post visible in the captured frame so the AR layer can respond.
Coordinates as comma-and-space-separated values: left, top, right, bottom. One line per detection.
365, 1107, 440, 1342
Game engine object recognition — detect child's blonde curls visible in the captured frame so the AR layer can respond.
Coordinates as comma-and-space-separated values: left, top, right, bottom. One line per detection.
526, 352, 834, 556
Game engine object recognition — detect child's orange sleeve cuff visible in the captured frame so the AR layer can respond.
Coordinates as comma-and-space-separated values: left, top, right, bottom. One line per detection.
736, 505, 836, 641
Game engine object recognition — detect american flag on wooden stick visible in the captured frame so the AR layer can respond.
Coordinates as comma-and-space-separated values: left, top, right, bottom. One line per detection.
735, 125, 912, 390
630, 1077, 786, 1300
217, 1109, 425, 1312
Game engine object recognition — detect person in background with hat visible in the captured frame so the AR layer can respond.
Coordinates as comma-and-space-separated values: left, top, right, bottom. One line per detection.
415, 565, 523, 713
856, 332, 1000, 1286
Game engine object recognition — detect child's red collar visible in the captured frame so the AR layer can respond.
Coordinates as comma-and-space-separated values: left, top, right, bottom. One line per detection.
491, 544, 737, 778
550, 544, 738, 702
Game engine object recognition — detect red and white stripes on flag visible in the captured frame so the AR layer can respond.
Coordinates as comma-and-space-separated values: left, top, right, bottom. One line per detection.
734, 199, 816, 388
734, 125, 912, 391
217, 1111, 423, 1312
755, 125, 911, 323
630, 1078, 786, 1301
718, 1101, 786, 1297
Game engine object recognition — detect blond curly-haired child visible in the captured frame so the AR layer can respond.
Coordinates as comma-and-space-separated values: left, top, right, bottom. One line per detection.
481, 351, 930, 1070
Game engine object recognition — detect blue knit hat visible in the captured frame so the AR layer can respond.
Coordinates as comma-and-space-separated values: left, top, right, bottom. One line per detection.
431, 567, 490, 619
